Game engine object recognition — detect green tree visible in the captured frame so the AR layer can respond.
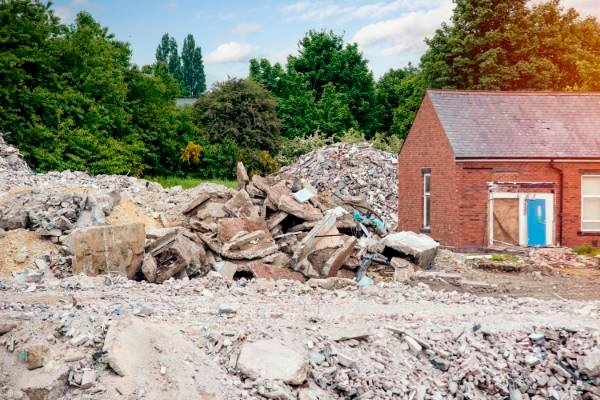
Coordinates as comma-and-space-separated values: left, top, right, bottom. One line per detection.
155, 33, 181, 84
287, 30, 378, 136
181, 34, 206, 97
374, 65, 426, 139
193, 78, 281, 152
421, 0, 600, 90
316, 83, 357, 138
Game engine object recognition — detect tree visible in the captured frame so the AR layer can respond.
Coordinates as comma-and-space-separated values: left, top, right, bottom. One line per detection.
374, 65, 426, 138
181, 34, 206, 97
193, 78, 281, 151
287, 30, 378, 136
155, 33, 181, 83
316, 83, 357, 137
421, 0, 600, 90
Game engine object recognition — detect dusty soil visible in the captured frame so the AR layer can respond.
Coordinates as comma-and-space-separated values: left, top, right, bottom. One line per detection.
106, 195, 161, 230
0, 229, 60, 277
416, 250, 600, 301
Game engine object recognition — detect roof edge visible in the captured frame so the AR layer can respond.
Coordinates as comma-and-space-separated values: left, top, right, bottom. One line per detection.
427, 89, 600, 96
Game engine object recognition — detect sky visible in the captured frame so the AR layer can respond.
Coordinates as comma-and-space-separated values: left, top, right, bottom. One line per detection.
51, 0, 600, 87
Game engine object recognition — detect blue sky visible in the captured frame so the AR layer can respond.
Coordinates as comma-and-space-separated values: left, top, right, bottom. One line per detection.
52, 0, 599, 87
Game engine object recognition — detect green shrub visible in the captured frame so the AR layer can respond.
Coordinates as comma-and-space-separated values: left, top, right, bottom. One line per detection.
276, 132, 332, 165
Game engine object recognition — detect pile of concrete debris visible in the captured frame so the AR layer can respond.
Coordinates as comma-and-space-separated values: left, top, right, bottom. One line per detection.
0, 135, 30, 173
0, 134, 437, 286
275, 142, 398, 229
141, 162, 436, 285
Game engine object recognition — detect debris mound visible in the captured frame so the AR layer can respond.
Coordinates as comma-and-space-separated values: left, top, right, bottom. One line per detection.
0, 134, 30, 174
274, 142, 398, 229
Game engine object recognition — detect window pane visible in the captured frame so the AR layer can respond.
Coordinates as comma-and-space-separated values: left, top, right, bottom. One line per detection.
424, 195, 430, 227
583, 197, 600, 220
424, 174, 431, 193
582, 221, 600, 231
582, 176, 600, 196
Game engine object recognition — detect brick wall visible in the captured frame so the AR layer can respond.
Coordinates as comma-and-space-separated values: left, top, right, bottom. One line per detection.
454, 161, 600, 247
398, 95, 460, 245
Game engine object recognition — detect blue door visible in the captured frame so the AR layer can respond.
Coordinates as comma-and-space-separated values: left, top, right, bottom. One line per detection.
527, 199, 546, 246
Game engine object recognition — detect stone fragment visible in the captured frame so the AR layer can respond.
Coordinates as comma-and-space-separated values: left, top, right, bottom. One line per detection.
79, 370, 96, 389
215, 260, 237, 280
526, 355, 541, 367
224, 189, 260, 218
181, 193, 210, 215
307, 277, 358, 290
144, 230, 206, 283
392, 258, 416, 282
381, 231, 439, 268
20, 344, 52, 370
337, 352, 357, 369
0, 321, 17, 335
277, 194, 323, 221
237, 162, 249, 189
581, 351, 600, 377
292, 211, 338, 268
247, 262, 305, 282
223, 230, 265, 252
237, 340, 309, 385
325, 327, 371, 342
404, 336, 422, 353
71, 223, 145, 279
322, 236, 357, 277
218, 304, 238, 314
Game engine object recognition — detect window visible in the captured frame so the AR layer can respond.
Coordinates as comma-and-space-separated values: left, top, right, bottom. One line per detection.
423, 173, 431, 229
582, 176, 600, 231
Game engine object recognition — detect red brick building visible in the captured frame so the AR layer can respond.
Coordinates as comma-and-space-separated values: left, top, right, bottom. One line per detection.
398, 90, 600, 248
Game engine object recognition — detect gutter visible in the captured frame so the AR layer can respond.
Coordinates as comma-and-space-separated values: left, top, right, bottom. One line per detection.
549, 160, 564, 246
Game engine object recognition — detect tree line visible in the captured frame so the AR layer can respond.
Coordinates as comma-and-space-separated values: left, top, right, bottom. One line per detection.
1, 0, 599, 180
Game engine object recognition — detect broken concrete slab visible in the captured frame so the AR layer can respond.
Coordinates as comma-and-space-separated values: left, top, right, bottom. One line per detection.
325, 327, 371, 342
70, 223, 145, 279
581, 351, 600, 377
277, 194, 323, 221
223, 230, 265, 252
0, 321, 17, 335
144, 230, 206, 283
237, 339, 309, 385
381, 231, 439, 268
322, 236, 357, 277
224, 189, 260, 219
291, 211, 338, 269
181, 193, 210, 215
199, 233, 279, 260
102, 316, 225, 399
214, 260, 237, 280
246, 262, 305, 282
237, 162, 249, 190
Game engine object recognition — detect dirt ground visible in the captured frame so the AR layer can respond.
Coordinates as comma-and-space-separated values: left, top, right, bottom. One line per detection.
0, 229, 60, 277
416, 249, 600, 301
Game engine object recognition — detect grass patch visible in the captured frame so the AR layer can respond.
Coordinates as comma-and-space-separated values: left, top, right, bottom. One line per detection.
146, 176, 237, 190
490, 253, 519, 263
573, 244, 600, 256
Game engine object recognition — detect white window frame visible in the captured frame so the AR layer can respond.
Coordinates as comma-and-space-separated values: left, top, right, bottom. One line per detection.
581, 175, 600, 232
423, 173, 431, 229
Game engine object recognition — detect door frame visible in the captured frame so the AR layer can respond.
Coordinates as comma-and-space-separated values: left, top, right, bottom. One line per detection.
489, 192, 554, 247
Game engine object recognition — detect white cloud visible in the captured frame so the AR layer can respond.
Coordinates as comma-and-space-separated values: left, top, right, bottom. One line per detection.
352, 2, 453, 56
232, 22, 262, 35
205, 42, 257, 64
54, 6, 75, 23
281, 1, 309, 14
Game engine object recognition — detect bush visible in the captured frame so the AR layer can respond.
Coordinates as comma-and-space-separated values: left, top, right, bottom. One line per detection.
370, 132, 403, 153
339, 128, 365, 144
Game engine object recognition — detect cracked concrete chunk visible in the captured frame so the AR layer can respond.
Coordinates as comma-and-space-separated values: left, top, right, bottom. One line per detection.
237, 339, 308, 385
381, 231, 439, 268
71, 223, 145, 279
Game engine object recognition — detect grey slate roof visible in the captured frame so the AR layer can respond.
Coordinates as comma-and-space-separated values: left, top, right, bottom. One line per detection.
427, 90, 600, 159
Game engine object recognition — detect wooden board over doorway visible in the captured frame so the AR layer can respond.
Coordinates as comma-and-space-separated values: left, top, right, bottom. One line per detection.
493, 198, 519, 245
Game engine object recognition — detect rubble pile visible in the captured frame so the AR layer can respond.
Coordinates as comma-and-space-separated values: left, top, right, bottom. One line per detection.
0, 135, 30, 173
142, 162, 426, 285
274, 142, 398, 229
527, 247, 599, 270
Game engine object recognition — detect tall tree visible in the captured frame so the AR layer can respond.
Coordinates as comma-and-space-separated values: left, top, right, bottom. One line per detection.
181, 34, 206, 97
287, 30, 377, 136
155, 33, 181, 82
421, 0, 600, 90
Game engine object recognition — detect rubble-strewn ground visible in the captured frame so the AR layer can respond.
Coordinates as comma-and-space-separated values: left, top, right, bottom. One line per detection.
1, 136, 600, 399
1, 273, 600, 400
